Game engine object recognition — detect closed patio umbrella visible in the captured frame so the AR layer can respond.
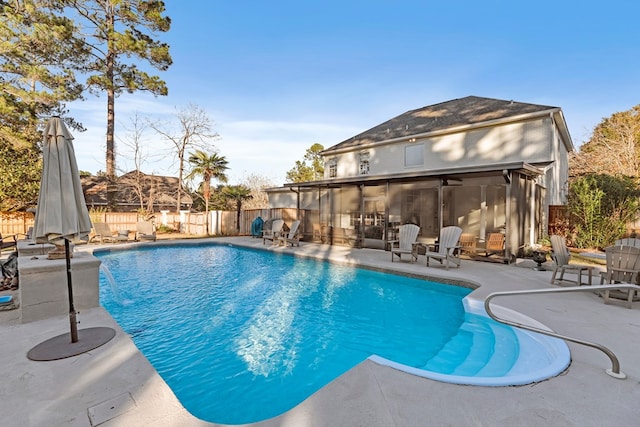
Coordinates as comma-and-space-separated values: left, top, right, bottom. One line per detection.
33, 116, 92, 249
28, 117, 114, 361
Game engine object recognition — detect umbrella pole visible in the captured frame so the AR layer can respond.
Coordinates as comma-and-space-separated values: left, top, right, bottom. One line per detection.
65, 239, 79, 343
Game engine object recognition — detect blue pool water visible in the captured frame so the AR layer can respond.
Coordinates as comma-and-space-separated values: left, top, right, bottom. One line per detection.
96, 243, 568, 424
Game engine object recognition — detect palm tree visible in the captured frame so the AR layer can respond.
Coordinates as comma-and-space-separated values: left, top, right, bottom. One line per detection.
187, 150, 229, 234
223, 185, 252, 233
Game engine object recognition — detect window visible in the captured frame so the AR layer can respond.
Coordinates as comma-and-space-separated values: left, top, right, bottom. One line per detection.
359, 160, 370, 175
328, 160, 337, 178
359, 152, 370, 175
404, 143, 424, 167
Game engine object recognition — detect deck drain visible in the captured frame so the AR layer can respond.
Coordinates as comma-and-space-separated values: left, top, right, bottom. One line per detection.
87, 392, 136, 426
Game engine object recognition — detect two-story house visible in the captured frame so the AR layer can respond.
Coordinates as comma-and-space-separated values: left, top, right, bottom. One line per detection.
267, 96, 573, 261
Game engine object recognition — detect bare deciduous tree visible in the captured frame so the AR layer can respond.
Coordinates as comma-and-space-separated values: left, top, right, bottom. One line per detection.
117, 112, 152, 212
150, 104, 219, 214
241, 173, 273, 210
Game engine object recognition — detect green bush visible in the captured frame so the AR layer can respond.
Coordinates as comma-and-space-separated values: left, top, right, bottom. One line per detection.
568, 174, 639, 249
156, 224, 175, 233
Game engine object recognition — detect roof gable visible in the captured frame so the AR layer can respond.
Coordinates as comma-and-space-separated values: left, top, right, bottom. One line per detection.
324, 96, 560, 153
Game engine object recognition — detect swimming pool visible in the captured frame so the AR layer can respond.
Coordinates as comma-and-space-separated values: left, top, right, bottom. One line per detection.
96, 243, 569, 424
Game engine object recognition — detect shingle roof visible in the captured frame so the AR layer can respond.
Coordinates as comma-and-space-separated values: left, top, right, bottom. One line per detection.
324, 96, 560, 153
81, 172, 193, 210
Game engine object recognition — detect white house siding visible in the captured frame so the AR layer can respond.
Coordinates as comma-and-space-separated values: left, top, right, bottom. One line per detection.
267, 98, 574, 257
548, 124, 570, 205
325, 118, 554, 180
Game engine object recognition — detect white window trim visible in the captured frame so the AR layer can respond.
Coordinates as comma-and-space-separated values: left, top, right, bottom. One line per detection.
328, 159, 338, 178
405, 143, 424, 168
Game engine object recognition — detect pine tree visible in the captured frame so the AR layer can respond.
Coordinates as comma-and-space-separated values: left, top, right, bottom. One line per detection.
0, 0, 88, 210
285, 143, 325, 183
0, 0, 87, 146
65, 0, 172, 184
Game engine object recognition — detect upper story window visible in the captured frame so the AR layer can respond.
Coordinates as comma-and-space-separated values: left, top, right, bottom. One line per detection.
328, 159, 337, 178
404, 143, 424, 167
359, 151, 370, 175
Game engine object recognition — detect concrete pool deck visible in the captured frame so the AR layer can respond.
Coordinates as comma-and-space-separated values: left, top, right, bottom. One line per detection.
0, 237, 638, 426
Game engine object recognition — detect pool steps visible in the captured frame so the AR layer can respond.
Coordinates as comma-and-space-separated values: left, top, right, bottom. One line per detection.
423, 315, 518, 377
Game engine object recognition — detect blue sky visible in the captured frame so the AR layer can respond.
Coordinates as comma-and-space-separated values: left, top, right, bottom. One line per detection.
70, 1, 640, 186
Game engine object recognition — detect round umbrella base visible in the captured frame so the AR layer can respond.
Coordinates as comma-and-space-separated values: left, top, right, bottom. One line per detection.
27, 327, 116, 361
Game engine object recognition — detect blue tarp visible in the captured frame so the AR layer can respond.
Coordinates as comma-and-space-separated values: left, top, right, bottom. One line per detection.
251, 216, 264, 237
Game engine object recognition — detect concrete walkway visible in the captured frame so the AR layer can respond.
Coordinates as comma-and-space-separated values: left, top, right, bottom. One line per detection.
1, 237, 638, 426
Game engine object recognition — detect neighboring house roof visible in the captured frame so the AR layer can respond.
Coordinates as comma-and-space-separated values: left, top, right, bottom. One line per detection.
81, 171, 193, 210
323, 96, 573, 154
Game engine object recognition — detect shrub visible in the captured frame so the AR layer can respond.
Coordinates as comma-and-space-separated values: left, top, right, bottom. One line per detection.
568, 174, 639, 249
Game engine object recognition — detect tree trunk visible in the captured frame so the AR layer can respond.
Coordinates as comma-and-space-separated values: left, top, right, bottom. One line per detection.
203, 175, 211, 235
204, 197, 210, 235
105, 10, 117, 209
236, 201, 242, 233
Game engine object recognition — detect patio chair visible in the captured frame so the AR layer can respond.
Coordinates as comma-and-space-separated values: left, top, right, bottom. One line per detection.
312, 223, 322, 241
0, 233, 17, 251
600, 245, 640, 308
89, 223, 117, 244
549, 235, 593, 286
424, 226, 463, 270
136, 221, 157, 241
277, 220, 301, 247
614, 237, 640, 249
389, 224, 420, 263
262, 219, 284, 245
459, 233, 477, 256
484, 233, 505, 257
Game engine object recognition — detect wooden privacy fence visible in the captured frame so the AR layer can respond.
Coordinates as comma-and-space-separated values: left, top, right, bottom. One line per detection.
0, 211, 34, 236
211, 208, 301, 236
4, 206, 640, 239
95, 211, 208, 235
1, 208, 301, 237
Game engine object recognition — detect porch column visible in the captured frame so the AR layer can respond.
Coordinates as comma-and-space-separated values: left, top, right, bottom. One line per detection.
359, 184, 365, 246
318, 186, 321, 227
438, 178, 444, 232
384, 181, 390, 245
504, 170, 512, 263
530, 179, 536, 246
480, 185, 487, 241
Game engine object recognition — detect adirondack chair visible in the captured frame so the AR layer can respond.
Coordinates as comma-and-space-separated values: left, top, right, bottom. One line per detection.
0, 233, 17, 251
424, 226, 463, 270
484, 233, 505, 257
600, 245, 640, 308
550, 235, 593, 286
614, 237, 640, 249
277, 220, 301, 247
89, 223, 117, 243
262, 219, 284, 245
389, 224, 420, 263
136, 221, 156, 241
459, 233, 477, 256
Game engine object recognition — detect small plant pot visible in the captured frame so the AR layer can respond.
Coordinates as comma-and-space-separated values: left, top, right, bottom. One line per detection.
532, 250, 547, 271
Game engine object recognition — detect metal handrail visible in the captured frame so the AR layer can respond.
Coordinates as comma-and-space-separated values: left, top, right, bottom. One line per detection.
484, 284, 640, 380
